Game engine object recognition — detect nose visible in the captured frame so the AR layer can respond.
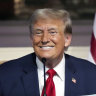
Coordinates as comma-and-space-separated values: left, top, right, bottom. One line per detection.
41, 32, 49, 44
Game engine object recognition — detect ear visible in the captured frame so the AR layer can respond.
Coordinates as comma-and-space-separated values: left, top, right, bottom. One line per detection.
64, 34, 72, 47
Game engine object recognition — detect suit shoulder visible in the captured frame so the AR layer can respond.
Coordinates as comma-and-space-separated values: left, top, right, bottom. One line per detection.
65, 54, 96, 69
0, 53, 36, 75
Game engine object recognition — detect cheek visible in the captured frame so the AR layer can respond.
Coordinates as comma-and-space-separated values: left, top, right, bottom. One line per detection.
51, 35, 65, 45
32, 37, 41, 45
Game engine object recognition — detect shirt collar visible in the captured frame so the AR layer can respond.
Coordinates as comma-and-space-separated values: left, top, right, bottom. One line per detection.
36, 55, 65, 81
54, 55, 65, 81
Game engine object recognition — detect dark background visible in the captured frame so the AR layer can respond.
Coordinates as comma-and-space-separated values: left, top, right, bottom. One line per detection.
0, 0, 95, 20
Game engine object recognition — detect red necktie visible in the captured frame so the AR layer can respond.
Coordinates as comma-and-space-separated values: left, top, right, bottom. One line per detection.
41, 69, 56, 96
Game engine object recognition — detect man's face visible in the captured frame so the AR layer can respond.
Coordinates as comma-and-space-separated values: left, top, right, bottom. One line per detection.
31, 19, 71, 62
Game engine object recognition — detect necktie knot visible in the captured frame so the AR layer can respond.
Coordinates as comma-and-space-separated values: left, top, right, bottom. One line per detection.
46, 69, 56, 78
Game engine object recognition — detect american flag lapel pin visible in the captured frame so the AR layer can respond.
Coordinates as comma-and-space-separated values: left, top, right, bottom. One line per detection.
72, 78, 76, 83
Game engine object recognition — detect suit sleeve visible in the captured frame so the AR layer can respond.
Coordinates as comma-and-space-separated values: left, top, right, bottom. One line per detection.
0, 80, 3, 96
0, 65, 3, 96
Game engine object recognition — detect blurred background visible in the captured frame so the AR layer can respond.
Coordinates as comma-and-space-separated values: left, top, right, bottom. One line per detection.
0, 0, 96, 47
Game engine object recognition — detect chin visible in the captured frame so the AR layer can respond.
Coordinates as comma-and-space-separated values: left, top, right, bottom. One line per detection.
39, 54, 53, 59
36, 51, 55, 58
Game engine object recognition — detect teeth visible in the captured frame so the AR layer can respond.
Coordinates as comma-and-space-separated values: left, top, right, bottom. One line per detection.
40, 46, 53, 50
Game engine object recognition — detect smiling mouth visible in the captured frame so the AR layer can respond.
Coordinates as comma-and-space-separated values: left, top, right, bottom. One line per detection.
39, 46, 54, 50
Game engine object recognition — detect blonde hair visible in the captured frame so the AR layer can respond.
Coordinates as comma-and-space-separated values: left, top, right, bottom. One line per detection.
29, 8, 72, 35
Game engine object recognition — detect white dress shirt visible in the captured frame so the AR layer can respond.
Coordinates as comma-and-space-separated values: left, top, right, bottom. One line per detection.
36, 55, 65, 96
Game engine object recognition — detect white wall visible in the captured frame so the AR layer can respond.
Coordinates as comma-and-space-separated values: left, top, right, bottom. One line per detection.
0, 46, 89, 62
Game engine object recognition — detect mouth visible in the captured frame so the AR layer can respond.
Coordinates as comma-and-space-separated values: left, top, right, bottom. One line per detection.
39, 46, 54, 50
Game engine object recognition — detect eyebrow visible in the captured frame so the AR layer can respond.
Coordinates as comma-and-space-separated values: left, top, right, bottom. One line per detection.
48, 28, 57, 31
33, 27, 57, 31
34, 28, 43, 31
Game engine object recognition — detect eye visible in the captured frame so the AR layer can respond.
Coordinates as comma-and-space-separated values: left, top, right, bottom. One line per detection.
34, 30, 43, 36
49, 31, 57, 35
36, 31, 42, 35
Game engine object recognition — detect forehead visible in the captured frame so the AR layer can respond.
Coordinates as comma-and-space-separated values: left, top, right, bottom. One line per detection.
33, 19, 64, 29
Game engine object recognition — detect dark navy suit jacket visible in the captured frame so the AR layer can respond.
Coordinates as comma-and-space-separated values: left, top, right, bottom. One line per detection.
0, 53, 96, 96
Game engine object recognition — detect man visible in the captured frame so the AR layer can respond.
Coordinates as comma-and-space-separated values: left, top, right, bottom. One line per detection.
0, 8, 96, 96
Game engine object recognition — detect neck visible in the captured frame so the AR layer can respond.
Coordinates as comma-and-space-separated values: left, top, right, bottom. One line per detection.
44, 55, 63, 68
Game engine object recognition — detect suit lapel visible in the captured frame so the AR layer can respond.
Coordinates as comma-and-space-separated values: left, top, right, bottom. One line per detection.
22, 69, 40, 96
65, 54, 79, 96
21, 53, 40, 96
